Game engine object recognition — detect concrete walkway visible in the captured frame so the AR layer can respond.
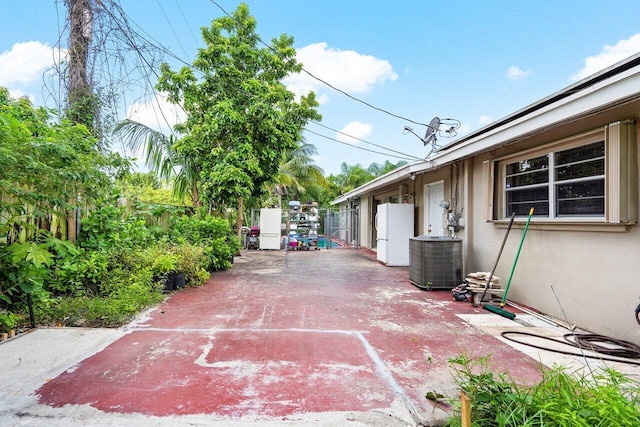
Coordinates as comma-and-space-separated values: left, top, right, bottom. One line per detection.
1, 249, 572, 426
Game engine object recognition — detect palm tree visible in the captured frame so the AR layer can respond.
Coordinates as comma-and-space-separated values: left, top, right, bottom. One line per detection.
270, 140, 327, 207
113, 119, 201, 207
339, 162, 374, 192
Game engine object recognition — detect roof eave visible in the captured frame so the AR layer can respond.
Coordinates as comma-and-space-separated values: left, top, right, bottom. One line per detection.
331, 160, 433, 205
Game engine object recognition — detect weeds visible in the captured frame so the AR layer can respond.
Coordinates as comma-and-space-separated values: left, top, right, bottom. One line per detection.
445, 353, 640, 426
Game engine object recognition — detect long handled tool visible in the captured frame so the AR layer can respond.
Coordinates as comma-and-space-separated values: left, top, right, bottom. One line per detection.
478, 212, 515, 306
484, 207, 534, 320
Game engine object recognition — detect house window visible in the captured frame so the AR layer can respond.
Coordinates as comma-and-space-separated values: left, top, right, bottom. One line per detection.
504, 141, 605, 218
483, 121, 637, 226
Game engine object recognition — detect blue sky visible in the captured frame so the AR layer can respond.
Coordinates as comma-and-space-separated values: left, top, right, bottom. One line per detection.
2, 1, 640, 176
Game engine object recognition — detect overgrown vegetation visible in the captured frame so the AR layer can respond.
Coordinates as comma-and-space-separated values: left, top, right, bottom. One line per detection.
0, 199, 239, 330
1, 3, 409, 333
445, 353, 640, 426
0, 88, 240, 332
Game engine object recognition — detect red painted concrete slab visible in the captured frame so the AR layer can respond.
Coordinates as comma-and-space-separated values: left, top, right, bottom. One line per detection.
37, 329, 394, 417
36, 249, 543, 423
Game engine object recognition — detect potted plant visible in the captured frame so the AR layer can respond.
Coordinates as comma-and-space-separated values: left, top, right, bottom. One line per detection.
150, 252, 179, 293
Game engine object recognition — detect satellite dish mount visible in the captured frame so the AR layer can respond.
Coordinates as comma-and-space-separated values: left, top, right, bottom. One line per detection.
423, 117, 441, 146
403, 116, 461, 158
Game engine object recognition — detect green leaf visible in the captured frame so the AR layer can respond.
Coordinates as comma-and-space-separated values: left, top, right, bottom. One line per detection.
8, 242, 54, 268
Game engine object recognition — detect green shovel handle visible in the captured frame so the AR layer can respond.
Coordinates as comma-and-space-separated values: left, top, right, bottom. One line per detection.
500, 207, 534, 306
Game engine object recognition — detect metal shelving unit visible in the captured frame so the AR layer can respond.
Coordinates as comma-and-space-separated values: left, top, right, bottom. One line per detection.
287, 201, 319, 250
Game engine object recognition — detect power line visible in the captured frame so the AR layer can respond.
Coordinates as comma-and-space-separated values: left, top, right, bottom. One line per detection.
95, 1, 181, 137
207, 0, 429, 127
304, 128, 416, 161
101, 2, 423, 163
310, 120, 422, 161
155, 0, 191, 60
175, 0, 201, 48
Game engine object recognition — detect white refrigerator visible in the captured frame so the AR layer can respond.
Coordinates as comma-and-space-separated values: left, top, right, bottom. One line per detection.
259, 208, 282, 250
376, 203, 414, 266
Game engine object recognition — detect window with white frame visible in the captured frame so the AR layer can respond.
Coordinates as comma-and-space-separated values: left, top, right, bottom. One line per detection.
485, 120, 638, 225
504, 141, 605, 218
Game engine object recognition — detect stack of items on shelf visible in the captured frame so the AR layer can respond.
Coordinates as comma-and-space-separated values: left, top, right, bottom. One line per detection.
287, 201, 320, 251
451, 272, 503, 305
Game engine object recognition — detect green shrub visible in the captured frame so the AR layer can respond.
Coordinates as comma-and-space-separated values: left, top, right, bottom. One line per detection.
36, 267, 163, 327
0, 309, 22, 333
445, 353, 640, 426
78, 203, 153, 252
47, 249, 109, 296
2, 202, 238, 329
169, 214, 240, 271
169, 243, 210, 287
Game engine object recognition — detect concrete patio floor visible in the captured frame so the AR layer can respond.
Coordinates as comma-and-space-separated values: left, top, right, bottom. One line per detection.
2, 248, 634, 426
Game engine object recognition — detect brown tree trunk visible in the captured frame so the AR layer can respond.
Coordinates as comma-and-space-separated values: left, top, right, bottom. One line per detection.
66, 0, 93, 241
236, 197, 244, 242
192, 181, 201, 208
67, 0, 94, 129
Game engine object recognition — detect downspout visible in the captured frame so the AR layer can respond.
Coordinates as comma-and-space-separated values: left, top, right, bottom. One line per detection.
462, 159, 473, 275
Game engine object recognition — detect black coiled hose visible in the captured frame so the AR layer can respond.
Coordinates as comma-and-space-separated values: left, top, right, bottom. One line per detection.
501, 331, 640, 366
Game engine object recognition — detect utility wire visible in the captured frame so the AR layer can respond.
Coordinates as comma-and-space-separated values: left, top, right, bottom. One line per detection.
156, 0, 191, 60
311, 121, 423, 161
96, 2, 180, 138
304, 128, 415, 161
175, 0, 201, 48
102, 2, 421, 162
208, 0, 429, 127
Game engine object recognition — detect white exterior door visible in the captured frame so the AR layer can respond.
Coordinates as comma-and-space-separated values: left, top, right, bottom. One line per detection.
424, 181, 444, 236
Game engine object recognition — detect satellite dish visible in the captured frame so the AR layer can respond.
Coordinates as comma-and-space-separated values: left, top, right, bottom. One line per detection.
423, 117, 440, 146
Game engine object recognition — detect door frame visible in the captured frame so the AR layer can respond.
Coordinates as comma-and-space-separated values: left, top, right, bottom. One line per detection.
423, 180, 445, 236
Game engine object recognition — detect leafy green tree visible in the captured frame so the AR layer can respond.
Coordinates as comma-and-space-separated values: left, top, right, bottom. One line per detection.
367, 160, 408, 177
156, 3, 321, 237
337, 162, 375, 192
323, 160, 408, 203
116, 172, 177, 206
0, 87, 120, 243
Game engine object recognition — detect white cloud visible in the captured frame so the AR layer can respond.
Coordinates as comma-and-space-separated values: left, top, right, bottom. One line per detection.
478, 115, 492, 125
284, 42, 398, 102
0, 41, 60, 86
571, 33, 640, 82
125, 92, 186, 134
7, 88, 30, 101
506, 65, 532, 82
336, 121, 373, 145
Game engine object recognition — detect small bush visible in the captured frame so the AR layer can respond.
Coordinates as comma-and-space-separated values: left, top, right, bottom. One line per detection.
0, 309, 22, 333
169, 243, 210, 287
169, 214, 240, 271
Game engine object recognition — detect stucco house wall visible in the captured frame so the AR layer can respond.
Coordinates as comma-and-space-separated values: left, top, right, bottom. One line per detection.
468, 119, 640, 344
332, 53, 640, 345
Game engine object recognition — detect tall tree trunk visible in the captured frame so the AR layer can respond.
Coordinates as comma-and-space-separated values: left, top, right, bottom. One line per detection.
67, 0, 94, 129
236, 197, 244, 242
192, 181, 201, 209
66, 0, 93, 241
